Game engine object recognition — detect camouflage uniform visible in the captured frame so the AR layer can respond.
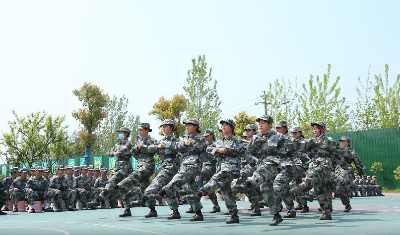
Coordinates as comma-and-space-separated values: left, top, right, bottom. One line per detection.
300, 122, 350, 220
96, 128, 133, 203
201, 124, 245, 222
25, 168, 49, 210
49, 167, 77, 211
0, 180, 8, 214
160, 119, 207, 219
2, 167, 19, 210
371, 176, 383, 196
93, 170, 109, 206
197, 129, 220, 212
118, 123, 158, 210
143, 120, 180, 216
74, 168, 93, 209
9, 174, 28, 210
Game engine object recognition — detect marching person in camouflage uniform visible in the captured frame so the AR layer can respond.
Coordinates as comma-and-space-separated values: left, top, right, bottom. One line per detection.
25, 167, 49, 213
197, 118, 246, 224
10, 168, 28, 212
88, 127, 133, 210
231, 124, 261, 215
159, 118, 207, 222
117, 123, 158, 217
0, 179, 8, 215
1, 167, 19, 211
49, 165, 77, 212
293, 122, 350, 220
245, 115, 283, 225
74, 166, 93, 209
142, 119, 180, 218
196, 129, 221, 214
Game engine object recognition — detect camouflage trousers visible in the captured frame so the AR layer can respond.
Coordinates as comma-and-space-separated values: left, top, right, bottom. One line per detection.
231, 164, 263, 208
203, 170, 240, 215
10, 191, 26, 208
143, 163, 178, 209
333, 167, 352, 206
0, 191, 7, 208
247, 162, 279, 214
274, 165, 295, 213
53, 189, 76, 209
118, 161, 155, 209
199, 164, 219, 209
26, 190, 47, 206
291, 165, 307, 205
100, 161, 132, 200
161, 163, 202, 211
303, 161, 332, 211
76, 188, 91, 206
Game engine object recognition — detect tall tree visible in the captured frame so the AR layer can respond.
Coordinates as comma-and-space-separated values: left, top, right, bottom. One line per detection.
297, 64, 351, 136
93, 95, 139, 155
149, 94, 187, 138
72, 83, 108, 166
1, 110, 69, 167
183, 55, 222, 133
233, 111, 256, 138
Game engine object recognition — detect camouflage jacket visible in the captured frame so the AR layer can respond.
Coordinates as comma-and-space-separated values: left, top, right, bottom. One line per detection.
25, 176, 49, 193
49, 176, 70, 191
306, 133, 350, 166
349, 148, 365, 175
247, 130, 276, 158
94, 177, 108, 188
155, 134, 179, 166
292, 136, 310, 168
74, 176, 92, 190
203, 141, 217, 165
370, 179, 377, 186
65, 175, 75, 189
132, 135, 158, 163
9, 177, 28, 194
0, 180, 6, 193
2, 177, 15, 191
107, 139, 133, 162
176, 132, 207, 165
210, 134, 246, 172
91, 176, 98, 186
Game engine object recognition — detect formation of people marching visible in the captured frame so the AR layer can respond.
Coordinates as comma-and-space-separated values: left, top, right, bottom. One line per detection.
0, 115, 384, 226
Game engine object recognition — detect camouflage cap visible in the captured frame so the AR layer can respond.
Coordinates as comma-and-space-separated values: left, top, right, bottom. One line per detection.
89, 167, 94, 171
11, 167, 19, 173
94, 167, 101, 171
44, 168, 50, 173
55, 165, 65, 171
202, 129, 215, 137
290, 127, 302, 133
160, 119, 175, 127
36, 166, 44, 171
21, 168, 28, 173
31, 166, 38, 171
73, 166, 81, 171
183, 118, 199, 125
256, 115, 273, 124
116, 127, 131, 133
372, 175, 377, 178
311, 121, 326, 129
138, 123, 152, 132
220, 118, 236, 128
339, 136, 351, 142
244, 124, 257, 131
66, 165, 73, 169
109, 170, 115, 173
81, 165, 88, 170
100, 168, 108, 172
276, 121, 289, 128
354, 174, 359, 177
367, 175, 371, 178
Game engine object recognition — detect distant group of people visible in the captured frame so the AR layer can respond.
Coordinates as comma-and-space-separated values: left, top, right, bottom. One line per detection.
0, 115, 386, 227
349, 174, 384, 197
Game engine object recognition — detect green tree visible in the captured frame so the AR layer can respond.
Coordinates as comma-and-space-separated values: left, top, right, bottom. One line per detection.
183, 55, 222, 133
72, 83, 108, 166
233, 111, 256, 138
1, 110, 70, 167
370, 162, 384, 175
92, 95, 139, 155
394, 166, 400, 182
297, 64, 351, 137
149, 94, 187, 138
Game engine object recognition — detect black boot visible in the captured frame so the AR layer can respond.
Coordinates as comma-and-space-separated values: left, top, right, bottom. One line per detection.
283, 210, 296, 218
250, 209, 261, 216
119, 208, 132, 217
44, 207, 54, 212
209, 206, 221, 213
3, 207, 9, 211
28, 208, 35, 213
269, 213, 283, 226
295, 204, 304, 210
300, 205, 309, 213
167, 209, 181, 220
319, 210, 332, 220
88, 197, 102, 207
343, 204, 352, 212
0, 210, 7, 215
225, 214, 239, 224
145, 208, 158, 218
12, 207, 18, 212
185, 206, 195, 213
223, 211, 230, 215
247, 204, 255, 211
190, 210, 204, 221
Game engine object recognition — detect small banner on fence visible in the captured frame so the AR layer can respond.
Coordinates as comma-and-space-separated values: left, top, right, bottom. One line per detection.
94, 156, 102, 169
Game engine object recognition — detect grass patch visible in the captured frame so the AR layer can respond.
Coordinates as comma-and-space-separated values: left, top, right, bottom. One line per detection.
382, 188, 400, 193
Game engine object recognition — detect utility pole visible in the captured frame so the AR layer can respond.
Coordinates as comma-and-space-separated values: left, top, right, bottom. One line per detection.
255, 91, 270, 115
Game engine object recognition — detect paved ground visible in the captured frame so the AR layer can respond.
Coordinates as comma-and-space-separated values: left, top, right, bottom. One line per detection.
1, 193, 399, 235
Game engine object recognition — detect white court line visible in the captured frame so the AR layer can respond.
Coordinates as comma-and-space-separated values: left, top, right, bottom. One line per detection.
1, 221, 170, 235
0, 227, 70, 235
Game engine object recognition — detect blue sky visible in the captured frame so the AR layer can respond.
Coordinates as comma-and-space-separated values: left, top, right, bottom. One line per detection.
1, 0, 399, 161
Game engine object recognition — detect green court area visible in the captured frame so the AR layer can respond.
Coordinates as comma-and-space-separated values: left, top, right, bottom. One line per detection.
1, 193, 399, 235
